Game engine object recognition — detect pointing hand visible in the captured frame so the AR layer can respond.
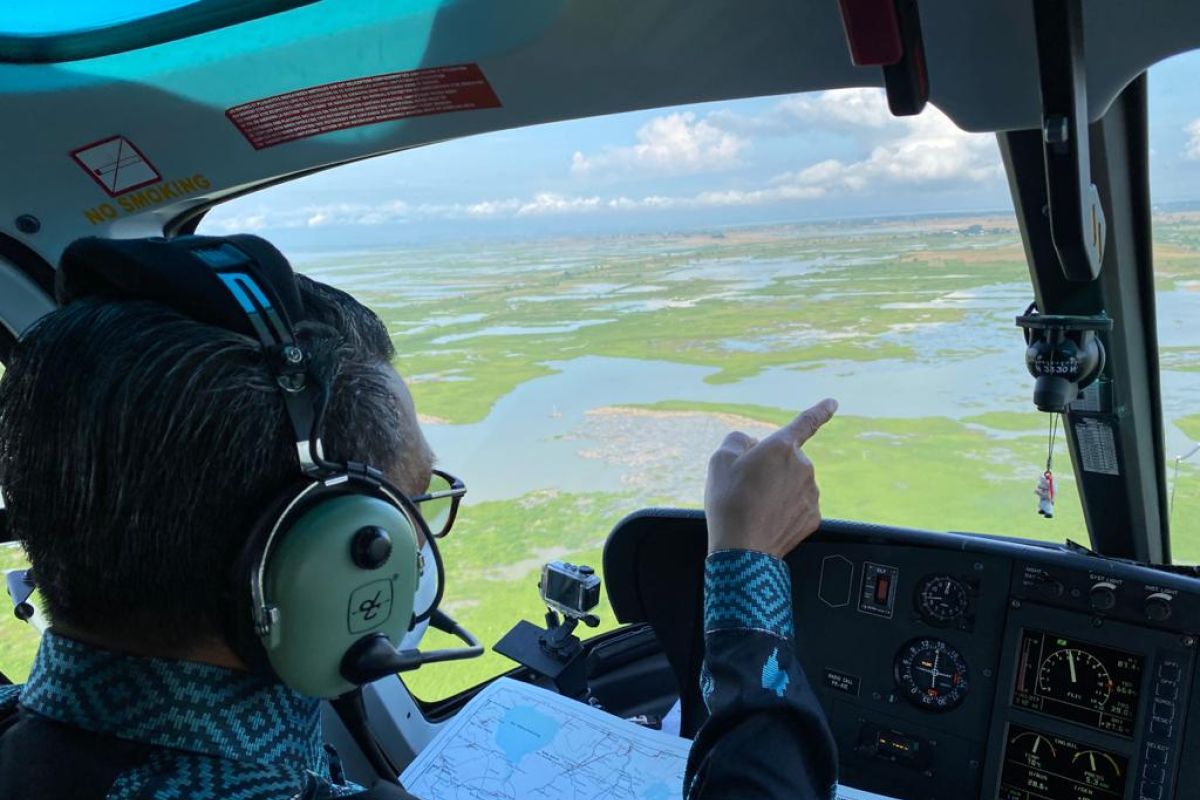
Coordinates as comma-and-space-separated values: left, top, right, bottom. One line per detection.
704, 398, 838, 557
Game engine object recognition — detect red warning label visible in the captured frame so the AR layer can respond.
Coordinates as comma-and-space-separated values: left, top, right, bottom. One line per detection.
226, 63, 502, 150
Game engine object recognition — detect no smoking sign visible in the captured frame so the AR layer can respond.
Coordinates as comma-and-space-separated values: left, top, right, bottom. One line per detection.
70, 136, 161, 198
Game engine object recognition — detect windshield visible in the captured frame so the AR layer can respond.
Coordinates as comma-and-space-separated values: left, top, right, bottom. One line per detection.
2, 62, 1199, 696
193, 67, 1194, 701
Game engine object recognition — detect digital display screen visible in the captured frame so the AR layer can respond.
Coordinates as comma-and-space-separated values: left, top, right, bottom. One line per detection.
1012, 630, 1143, 737
998, 724, 1128, 800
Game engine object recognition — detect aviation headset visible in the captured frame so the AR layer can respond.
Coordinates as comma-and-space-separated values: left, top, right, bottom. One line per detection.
57, 234, 481, 699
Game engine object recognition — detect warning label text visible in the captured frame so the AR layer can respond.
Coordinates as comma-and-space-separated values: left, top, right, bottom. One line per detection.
225, 63, 502, 150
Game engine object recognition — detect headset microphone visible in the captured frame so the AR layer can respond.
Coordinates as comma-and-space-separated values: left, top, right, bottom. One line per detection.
58, 234, 483, 700
342, 609, 482, 683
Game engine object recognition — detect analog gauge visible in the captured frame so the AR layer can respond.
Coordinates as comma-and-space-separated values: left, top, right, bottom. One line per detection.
1001, 725, 1129, 800
1071, 749, 1123, 786
1010, 729, 1058, 770
915, 575, 968, 624
1037, 648, 1113, 711
894, 638, 970, 711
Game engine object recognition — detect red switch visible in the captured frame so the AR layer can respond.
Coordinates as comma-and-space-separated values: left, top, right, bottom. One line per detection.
875, 576, 891, 604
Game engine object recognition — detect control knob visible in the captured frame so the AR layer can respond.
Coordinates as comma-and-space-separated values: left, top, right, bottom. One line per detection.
1035, 575, 1065, 598
1089, 581, 1117, 611
1145, 592, 1173, 623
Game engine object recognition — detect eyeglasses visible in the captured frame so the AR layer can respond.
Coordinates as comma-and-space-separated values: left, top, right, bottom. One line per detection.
411, 469, 466, 539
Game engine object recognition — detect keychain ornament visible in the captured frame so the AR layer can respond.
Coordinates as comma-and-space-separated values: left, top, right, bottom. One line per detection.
1036, 414, 1059, 518
1036, 470, 1056, 518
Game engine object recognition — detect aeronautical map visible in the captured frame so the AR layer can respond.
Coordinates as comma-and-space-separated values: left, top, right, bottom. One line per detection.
400, 678, 690, 800
400, 677, 901, 800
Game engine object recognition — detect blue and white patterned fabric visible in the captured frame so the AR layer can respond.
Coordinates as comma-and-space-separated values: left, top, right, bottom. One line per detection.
703, 549, 794, 639
8, 631, 365, 800
685, 549, 838, 800
0, 684, 19, 715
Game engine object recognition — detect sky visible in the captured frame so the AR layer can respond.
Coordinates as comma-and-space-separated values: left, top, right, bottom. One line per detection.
204, 50, 1200, 249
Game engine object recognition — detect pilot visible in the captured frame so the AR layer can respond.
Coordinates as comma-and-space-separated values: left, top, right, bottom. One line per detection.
0, 235, 837, 799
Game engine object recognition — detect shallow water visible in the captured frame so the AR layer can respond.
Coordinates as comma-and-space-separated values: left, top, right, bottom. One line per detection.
295, 233, 1200, 505
423, 352, 1200, 502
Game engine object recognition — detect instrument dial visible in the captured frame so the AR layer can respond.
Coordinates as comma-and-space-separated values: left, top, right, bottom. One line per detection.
1037, 648, 1113, 710
894, 638, 970, 711
1010, 729, 1057, 769
1072, 749, 1123, 784
915, 575, 968, 623
1001, 725, 1126, 800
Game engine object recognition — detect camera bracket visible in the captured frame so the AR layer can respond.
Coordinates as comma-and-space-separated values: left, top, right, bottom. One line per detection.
493, 563, 602, 699
494, 611, 599, 699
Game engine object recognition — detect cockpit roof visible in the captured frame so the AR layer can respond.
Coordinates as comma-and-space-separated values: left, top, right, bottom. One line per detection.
0, 1, 315, 60
1, 0, 1199, 269
2, 1, 200, 37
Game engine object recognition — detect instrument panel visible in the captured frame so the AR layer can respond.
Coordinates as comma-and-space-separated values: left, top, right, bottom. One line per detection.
788, 530, 1200, 800
999, 724, 1127, 800
603, 513, 1200, 800
1012, 630, 1142, 737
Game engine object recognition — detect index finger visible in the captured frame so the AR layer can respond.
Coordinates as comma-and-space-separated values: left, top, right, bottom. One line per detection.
783, 398, 839, 447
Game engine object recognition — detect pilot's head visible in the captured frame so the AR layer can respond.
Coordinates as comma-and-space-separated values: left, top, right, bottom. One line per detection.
0, 274, 435, 667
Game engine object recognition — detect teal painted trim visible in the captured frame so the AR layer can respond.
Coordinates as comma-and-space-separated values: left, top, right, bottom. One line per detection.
0, 0, 320, 64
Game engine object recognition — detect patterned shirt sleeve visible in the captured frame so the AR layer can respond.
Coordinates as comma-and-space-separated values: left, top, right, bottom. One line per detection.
685, 549, 838, 800
0, 685, 20, 715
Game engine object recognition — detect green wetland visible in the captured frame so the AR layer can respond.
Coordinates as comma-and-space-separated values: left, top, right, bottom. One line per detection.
4, 212, 1200, 700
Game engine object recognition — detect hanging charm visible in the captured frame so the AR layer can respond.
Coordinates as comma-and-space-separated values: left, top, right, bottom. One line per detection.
1036, 470, 1056, 518
1036, 414, 1059, 518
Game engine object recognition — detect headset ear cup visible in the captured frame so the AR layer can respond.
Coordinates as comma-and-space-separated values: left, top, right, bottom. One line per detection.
259, 494, 421, 698
225, 478, 318, 678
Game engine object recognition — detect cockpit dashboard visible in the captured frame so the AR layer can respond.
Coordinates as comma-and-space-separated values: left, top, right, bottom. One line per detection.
604, 513, 1200, 800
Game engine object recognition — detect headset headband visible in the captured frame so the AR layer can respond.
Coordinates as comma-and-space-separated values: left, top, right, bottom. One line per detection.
59, 235, 323, 472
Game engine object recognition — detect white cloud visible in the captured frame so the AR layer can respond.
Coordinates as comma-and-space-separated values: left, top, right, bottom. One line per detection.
1186, 119, 1200, 160
203, 88, 1005, 234
463, 198, 521, 217
765, 106, 1003, 195
722, 88, 1002, 192
206, 201, 413, 231
460, 194, 605, 217
572, 88, 999, 193
571, 112, 748, 178
776, 88, 896, 130
205, 185, 831, 232
516, 193, 603, 216
203, 211, 269, 233
706, 87, 894, 136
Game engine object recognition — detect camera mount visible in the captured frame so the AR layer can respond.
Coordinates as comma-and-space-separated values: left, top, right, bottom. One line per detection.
493, 562, 602, 699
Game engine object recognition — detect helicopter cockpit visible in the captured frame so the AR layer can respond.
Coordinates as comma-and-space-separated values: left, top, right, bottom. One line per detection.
2, 2, 1200, 799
